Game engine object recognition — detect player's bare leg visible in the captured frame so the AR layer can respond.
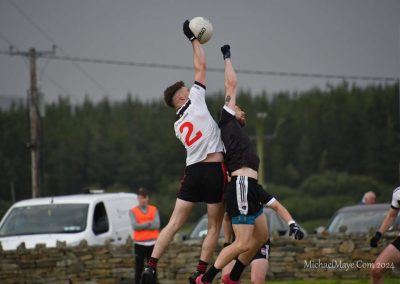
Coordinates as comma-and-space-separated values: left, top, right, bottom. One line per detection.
151, 198, 194, 258
214, 224, 254, 269
141, 198, 194, 284
237, 214, 268, 264
250, 259, 269, 284
200, 202, 225, 262
371, 244, 400, 284
189, 202, 225, 283
223, 213, 268, 283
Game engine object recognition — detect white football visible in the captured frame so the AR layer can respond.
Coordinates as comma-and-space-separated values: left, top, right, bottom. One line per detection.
189, 17, 213, 44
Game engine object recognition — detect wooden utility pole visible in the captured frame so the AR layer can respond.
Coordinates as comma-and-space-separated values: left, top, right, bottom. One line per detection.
9, 46, 55, 198
28, 48, 40, 198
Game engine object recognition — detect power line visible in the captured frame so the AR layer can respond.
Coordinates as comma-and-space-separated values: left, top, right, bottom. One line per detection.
0, 38, 72, 97
4, 0, 398, 84
8, 0, 54, 45
1, 50, 397, 82
0, 32, 14, 47
7, 0, 110, 95
41, 72, 71, 95
1, 3, 84, 99
10, 51, 398, 82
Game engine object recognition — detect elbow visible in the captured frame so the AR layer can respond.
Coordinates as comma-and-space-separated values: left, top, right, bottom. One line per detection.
269, 200, 280, 211
196, 60, 206, 73
225, 77, 237, 90
201, 59, 207, 70
388, 208, 399, 219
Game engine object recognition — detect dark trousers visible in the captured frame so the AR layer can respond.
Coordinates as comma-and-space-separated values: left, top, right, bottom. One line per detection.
134, 243, 154, 284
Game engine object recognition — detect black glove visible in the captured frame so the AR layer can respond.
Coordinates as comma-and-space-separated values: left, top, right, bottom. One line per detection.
183, 20, 196, 42
221, 44, 231, 60
370, 231, 382, 247
289, 222, 304, 240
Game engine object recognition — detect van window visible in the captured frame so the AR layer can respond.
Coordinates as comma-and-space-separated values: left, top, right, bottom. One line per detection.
92, 202, 109, 235
0, 204, 88, 237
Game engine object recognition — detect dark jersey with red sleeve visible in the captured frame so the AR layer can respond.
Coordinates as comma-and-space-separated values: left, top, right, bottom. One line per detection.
218, 106, 260, 174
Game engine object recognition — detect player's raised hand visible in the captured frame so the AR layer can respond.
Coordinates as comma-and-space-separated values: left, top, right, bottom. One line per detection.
183, 20, 196, 42
220, 44, 231, 60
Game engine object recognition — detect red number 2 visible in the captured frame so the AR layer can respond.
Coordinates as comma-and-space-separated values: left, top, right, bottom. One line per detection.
179, 122, 203, 146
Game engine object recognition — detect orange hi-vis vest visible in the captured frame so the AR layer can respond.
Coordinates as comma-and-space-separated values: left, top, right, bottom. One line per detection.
131, 205, 159, 242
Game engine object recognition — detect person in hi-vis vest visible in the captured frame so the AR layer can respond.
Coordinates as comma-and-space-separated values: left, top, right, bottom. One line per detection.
130, 188, 160, 284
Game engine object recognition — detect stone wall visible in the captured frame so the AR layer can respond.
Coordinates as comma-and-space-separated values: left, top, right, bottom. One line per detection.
0, 234, 399, 283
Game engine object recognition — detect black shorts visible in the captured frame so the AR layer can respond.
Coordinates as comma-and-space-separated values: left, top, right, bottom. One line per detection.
392, 236, 400, 251
178, 162, 227, 203
252, 240, 271, 261
225, 176, 264, 222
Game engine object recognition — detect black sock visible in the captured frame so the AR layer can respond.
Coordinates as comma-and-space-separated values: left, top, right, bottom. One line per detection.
202, 265, 220, 282
230, 259, 245, 281
196, 260, 208, 273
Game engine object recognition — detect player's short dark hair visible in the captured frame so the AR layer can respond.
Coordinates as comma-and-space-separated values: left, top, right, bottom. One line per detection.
138, 187, 148, 198
164, 81, 185, 108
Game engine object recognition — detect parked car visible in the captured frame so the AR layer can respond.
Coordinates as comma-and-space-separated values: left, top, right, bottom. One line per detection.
0, 192, 138, 250
186, 208, 306, 240
324, 203, 400, 234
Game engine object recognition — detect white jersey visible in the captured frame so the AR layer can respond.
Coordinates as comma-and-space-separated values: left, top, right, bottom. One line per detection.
391, 186, 400, 209
174, 82, 224, 166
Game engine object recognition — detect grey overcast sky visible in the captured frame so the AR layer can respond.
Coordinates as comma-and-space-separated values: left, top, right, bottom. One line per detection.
0, 0, 399, 104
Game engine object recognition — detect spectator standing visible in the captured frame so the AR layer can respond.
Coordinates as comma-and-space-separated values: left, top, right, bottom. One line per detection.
130, 188, 160, 284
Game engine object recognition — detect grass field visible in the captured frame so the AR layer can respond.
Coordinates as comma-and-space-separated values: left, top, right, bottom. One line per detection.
246, 278, 399, 284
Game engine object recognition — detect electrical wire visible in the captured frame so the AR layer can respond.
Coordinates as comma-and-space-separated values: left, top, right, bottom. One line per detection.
4, 0, 398, 84
0, 50, 397, 82
33, 52, 400, 82
8, 0, 110, 95
0, 38, 72, 97
0, 32, 14, 47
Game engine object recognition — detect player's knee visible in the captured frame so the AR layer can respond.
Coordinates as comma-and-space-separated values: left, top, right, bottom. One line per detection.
207, 223, 220, 235
166, 218, 183, 233
253, 233, 268, 247
235, 242, 250, 254
208, 217, 223, 232
371, 263, 384, 279
251, 276, 264, 284
260, 233, 269, 244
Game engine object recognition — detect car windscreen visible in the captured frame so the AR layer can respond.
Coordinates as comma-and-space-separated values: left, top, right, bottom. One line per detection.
0, 203, 89, 237
327, 209, 387, 233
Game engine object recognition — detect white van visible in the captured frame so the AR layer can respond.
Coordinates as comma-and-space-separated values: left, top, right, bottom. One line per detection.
0, 192, 138, 250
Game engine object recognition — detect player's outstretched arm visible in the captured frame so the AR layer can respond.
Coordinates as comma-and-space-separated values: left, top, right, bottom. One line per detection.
269, 200, 304, 240
269, 200, 294, 224
370, 207, 399, 247
183, 20, 206, 86
221, 44, 236, 110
